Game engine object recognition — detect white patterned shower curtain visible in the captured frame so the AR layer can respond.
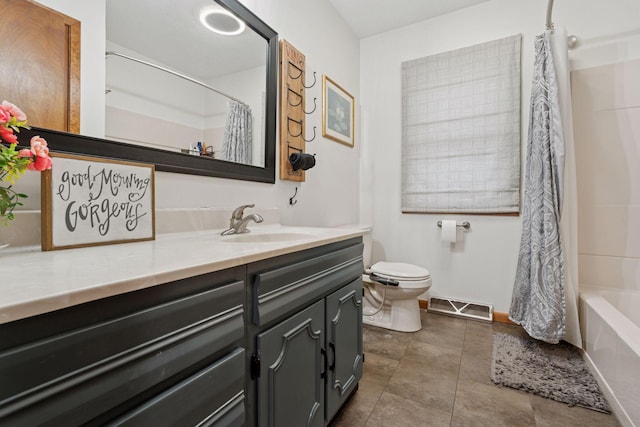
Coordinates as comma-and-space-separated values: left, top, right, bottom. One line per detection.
221, 100, 253, 165
510, 28, 582, 348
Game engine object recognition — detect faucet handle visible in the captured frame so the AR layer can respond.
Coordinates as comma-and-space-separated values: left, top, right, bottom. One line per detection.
231, 204, 255, 219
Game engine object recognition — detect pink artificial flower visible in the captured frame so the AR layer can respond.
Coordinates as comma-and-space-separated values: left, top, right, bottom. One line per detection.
0, 126, 17, 143
29, 135, 49, 157
17, 148, 35, 171
17, 148, 33, 159
0, 106, 11, 124
27, 154, 52, 171
1, 100, 27, 121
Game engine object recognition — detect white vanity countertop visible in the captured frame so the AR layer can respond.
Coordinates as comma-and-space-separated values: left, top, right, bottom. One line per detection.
0, 225, 365, 325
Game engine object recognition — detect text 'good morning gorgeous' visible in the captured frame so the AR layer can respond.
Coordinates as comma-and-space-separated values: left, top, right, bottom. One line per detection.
54, 165, 151, 235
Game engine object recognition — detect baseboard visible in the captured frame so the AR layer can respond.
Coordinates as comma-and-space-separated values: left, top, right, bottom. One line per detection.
419, 299, 515, 325
492, 312, 516, 325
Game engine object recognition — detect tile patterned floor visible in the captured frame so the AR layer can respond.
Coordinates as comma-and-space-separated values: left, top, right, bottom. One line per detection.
331, 311, 620, 427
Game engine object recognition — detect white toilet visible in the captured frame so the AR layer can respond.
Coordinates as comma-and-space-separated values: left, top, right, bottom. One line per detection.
360, 227, 432, 332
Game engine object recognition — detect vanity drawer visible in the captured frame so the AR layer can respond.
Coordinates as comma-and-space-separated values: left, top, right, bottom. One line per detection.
108, 347, 245, 427
0, 278, 244, 426
248, 238, 363, 327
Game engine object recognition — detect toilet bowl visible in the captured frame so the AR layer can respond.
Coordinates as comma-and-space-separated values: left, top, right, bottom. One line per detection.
337, 224, 431, 332
363, 261, 431, 332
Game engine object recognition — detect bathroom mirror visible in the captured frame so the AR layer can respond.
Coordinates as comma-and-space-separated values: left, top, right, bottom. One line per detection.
35, 0, 278, 183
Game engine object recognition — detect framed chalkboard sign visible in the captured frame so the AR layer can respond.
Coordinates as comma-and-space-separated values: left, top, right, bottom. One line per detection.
41, 153, 155, 251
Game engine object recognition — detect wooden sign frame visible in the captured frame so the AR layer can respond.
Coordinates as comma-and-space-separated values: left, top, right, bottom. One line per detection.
41, 153, 155, 251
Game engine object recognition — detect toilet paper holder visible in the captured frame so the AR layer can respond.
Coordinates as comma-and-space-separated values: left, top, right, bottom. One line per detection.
437, 221, 471, 230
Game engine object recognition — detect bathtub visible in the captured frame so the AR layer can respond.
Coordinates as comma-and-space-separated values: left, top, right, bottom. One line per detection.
580, 288, 640, 427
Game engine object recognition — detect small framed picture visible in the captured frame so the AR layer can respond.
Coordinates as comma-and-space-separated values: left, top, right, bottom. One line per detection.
322, 75, 354, 147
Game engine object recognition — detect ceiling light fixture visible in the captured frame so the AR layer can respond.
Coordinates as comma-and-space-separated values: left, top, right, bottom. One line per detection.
199, 8, 245, 36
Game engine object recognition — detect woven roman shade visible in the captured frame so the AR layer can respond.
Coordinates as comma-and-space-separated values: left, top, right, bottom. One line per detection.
401, 34, 522, 214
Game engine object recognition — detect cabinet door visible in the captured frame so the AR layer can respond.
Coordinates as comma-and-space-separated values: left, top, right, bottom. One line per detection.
257, 300, 325, 427
325, 279, 363, 422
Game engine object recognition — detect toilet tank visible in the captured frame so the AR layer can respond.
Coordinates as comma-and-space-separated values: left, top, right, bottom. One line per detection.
362, 227, 372, 269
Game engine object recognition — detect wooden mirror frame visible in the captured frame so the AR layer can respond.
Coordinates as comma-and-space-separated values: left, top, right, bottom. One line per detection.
24, 0, 278, 184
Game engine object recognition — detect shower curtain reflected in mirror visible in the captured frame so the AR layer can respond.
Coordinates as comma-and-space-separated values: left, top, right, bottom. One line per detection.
510, 28, 582, 348
221, 100, 253, 165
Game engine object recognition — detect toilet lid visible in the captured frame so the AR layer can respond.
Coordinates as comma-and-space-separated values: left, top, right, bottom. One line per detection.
370, 262, 430, 281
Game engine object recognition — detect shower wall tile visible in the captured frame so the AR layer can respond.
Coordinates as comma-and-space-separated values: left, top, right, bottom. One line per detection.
578, 254, 640, 291
571, 59, 640, 112
574, 108, 640, 207
579, 205, 640, 258
572, 59, 640, 291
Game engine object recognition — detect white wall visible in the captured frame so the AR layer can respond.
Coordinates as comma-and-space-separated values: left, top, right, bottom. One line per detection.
9, 0, 360, 233
360, 0, 640, 312
237, 0, 361, 226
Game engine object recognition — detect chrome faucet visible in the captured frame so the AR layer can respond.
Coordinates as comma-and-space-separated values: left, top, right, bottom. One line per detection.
221, 204, 264, 235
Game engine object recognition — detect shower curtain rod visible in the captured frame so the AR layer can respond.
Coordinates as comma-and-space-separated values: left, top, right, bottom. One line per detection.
105, 50, 247, 106
545, 0, 555, 30
544, 0, 578, 49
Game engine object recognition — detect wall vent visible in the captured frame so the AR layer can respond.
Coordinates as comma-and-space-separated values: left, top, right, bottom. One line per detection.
427, 297, 493, 322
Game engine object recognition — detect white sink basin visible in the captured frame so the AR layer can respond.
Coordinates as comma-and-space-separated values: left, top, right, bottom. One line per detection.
222, 232, 314, 243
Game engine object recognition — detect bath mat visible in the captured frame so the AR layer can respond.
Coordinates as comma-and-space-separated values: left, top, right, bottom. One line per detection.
491, 332, 610, 413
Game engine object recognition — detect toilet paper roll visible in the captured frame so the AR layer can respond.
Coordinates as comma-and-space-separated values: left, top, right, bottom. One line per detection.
441, 220, 458, 243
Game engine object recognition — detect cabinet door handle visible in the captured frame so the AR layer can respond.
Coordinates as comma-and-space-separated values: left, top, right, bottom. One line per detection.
320, 347, 327, 379
329, 342, 336, 371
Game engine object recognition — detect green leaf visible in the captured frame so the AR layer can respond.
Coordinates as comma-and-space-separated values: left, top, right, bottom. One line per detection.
0, 184, 29, 224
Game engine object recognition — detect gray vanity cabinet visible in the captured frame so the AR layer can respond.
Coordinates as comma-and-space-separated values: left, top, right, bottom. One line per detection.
0, 236, 364, 427
247, 238, 363, 427
0, 267, 246, 427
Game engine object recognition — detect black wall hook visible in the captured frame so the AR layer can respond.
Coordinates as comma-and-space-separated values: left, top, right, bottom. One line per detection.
304, 71, 317, 89
289, 187, 298, 205
303, 126, 317, 142
304, 97, 317, 115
